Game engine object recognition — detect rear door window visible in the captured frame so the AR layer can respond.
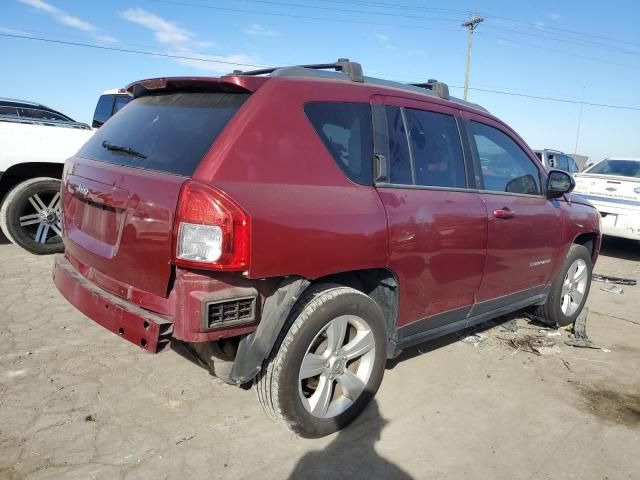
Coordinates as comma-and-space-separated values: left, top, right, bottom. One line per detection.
568, 158, 579, 173
19, 108, 69, 122
556, 154, 569, 171
304, 102, 373, 185
385, 106, 413, 184
79, 92, 250, 177
470, 121, 542, 195
0, 106, 19, 117
404, 108, 466, 188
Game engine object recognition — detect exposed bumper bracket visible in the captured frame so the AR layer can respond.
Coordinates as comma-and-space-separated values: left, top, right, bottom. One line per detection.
53, 254, 173, 353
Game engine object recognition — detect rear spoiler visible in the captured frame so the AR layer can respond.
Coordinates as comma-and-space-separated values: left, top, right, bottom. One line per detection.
126, 76, 267, 98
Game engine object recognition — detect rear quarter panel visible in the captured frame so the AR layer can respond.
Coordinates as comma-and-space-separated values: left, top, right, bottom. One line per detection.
194, 78, 390, 279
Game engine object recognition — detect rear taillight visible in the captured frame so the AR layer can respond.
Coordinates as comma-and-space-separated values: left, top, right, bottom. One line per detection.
173, 181, 250, 271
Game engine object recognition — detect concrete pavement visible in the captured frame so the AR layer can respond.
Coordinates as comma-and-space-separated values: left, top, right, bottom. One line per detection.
0, 235, 638, 480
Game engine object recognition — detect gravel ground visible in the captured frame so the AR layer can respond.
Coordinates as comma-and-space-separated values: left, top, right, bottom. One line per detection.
0, 234, 639, 480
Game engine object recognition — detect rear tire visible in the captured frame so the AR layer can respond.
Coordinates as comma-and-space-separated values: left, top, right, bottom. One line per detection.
255, 284, 387, 438
534, 244, 592, 327
0, 177, 64, 255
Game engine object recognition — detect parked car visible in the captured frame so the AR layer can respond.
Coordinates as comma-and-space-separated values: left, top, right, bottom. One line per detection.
534, 149, 580, 174
0, 98, 93, 254
52, 60, 601, 438
0, 92, 131, 254
573, 157, 640, 241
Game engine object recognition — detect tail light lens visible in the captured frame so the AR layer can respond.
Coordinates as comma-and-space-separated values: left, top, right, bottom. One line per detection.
173, 180, 250, 270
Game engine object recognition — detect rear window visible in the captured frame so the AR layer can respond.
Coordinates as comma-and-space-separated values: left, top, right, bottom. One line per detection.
80, 92, 250, 176
587, 159, 640, 178
304, 102, 373, 185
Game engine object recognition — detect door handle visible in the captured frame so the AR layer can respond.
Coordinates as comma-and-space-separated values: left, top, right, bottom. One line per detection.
493, 208, 516, 219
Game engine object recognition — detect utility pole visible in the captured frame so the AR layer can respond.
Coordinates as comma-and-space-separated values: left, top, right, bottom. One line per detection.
461, 15, 484, 101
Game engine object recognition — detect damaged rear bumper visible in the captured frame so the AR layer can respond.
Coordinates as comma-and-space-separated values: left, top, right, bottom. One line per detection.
53, 254, 173, 353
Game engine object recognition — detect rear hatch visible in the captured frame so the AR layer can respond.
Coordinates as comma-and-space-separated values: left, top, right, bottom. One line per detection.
63, 82, 253, 299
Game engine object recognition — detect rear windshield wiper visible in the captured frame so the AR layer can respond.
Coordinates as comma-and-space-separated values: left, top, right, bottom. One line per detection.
102, 140, 148, 159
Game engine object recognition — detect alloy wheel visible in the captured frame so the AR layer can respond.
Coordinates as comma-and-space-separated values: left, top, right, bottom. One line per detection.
298, 315, 376, 419
18, 191, 62, 245
560, 258, 588, 316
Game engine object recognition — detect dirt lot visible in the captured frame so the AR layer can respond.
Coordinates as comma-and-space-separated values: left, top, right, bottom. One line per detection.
1, 234, 639, 480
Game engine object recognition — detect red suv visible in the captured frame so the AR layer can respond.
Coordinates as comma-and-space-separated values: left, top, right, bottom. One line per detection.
53, 59, 601, 438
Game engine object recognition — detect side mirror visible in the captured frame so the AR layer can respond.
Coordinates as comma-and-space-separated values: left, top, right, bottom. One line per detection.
546, 169, 575, 198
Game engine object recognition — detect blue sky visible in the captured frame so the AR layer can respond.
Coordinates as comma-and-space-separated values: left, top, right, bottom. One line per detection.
1, 0, 639, 161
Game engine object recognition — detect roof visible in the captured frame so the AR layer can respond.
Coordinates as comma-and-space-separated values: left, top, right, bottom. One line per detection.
0, 97, 76, 122
128, 59, 489, 115
101, 88, 128, 95
0, 97, 50, 109
533, 148, 565, 154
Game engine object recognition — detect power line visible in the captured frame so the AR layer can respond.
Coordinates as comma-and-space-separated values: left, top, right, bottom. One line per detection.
241, 0, 639, 55
482, 24, 639, 56
477, 32, 640, 70
0, 33, 268, 69
2, 32, 639, 112
448, 85, 640, 111
478, 13, 640, 48
144, 0, 640, 66
143, 0, 460, 31
230, 0, 462, 22
319, 0, 640, 47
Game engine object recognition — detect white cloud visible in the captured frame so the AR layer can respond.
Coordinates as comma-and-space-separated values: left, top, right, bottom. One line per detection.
173, 49, 260, 72
375, 33, 389, 42
0, 26, 29, 35
120, 8, 191, 44
245, 24, 275, 36
546, 12, 561, 21
120, 9, 259, 74
19, 0, 115, 41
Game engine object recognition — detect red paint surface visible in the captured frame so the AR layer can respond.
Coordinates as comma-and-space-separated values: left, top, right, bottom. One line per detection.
56, 75, 602, 348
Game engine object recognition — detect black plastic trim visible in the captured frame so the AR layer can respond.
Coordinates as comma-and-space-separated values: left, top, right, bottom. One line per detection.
390, 285, 551, 357
230, 277, 310, 385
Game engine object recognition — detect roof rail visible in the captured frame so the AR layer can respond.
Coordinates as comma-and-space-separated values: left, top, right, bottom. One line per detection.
229, 60, 487, 112
410, 79, 450, 100
230, 58, 364, 83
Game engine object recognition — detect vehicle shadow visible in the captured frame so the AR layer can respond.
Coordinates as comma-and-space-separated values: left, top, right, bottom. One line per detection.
0, 230, 10, 245
599, 236, 640, 261
288, 399, 413, 480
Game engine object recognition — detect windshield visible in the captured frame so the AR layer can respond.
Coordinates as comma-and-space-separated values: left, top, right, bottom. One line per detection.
79, 91, 250, 176
586, 159, 640, 178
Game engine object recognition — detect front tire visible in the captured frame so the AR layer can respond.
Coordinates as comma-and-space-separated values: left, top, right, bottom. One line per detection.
0, 178, 64, 255
535, 244, 592, 327
255, 284, 388, 438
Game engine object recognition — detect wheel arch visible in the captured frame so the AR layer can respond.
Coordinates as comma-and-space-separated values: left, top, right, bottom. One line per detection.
0, 162, 63, 201
306, 268, 400, 341
572, 231, 600, 263
229, 267, 399, 385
